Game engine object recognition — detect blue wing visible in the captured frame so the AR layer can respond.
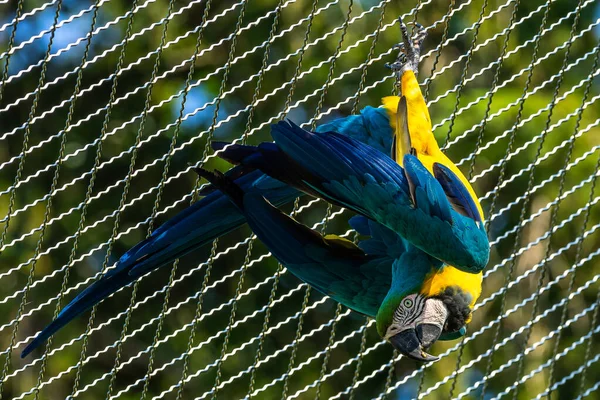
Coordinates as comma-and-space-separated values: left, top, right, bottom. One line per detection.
21, 110, 394, 357
20, 170, 298, 358
433, 163, 483, 224
195, 168, 403, 317
316, 106, 394, 153
217, 120, 489, 273
198, 106, 394, 197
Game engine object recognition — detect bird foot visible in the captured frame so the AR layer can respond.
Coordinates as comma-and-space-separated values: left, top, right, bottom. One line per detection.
385, 18, 427, 76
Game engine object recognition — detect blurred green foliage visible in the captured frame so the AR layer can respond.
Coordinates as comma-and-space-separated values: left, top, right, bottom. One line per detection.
0, 0, 598, 398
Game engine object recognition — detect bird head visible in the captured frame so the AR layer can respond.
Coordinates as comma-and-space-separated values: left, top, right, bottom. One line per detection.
377, 288, 473, 362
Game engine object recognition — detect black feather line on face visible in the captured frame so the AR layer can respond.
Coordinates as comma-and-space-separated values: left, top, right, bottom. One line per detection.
433, 287, 472, 334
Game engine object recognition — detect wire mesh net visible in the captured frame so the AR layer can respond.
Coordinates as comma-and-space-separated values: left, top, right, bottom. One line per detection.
0, 0, 598, 398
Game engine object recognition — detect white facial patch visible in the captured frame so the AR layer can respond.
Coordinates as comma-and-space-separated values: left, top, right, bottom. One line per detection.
385, 294, 426, 339
419, 298, 448, 330
385, 295, 450, 340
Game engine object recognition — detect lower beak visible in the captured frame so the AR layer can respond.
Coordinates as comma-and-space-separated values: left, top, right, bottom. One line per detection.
416, 323, 442, 350
389, 329, 439, 362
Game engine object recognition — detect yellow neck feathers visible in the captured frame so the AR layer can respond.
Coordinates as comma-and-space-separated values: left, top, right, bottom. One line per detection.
382, 69, 486, 309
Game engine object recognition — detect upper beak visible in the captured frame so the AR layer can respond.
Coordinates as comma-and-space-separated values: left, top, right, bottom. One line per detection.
389, 329, 439, 362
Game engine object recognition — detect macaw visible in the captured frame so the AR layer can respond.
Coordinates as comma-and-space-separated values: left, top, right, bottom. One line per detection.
195, 167, 447, 361
197, 20, 488, 360
19, 93, 395, 360
21, 18, 488, 360
205, 120, 488, 359
193, 160, 481, 361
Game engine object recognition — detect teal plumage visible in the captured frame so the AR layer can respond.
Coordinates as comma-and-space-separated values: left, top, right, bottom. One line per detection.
200, 119, 488, 361
215, 120, 489, 274
317, 106, 393, 152
194, 168, 462, 362
20, 107, 395, 358
194, 168, 439, 319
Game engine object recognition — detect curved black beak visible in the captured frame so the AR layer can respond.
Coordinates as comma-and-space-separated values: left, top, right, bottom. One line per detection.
389, 329, 439, 362
416, 323, 442, 350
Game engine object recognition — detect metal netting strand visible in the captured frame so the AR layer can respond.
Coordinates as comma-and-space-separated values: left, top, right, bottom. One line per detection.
207, 3, 252, 396
243, 0, 286, 379
227, 0, 286, 397
0, 1, 63, 393
346, 3, 389, 399
278, 2, 319, 398
32, 3, 99, 398
442, 0, 488, 146
420, 0, 489, 394
422, 0, 453, 100
308, 2, 353, 398
510, 1, 585, 396
0, 3, 25, 395
68, 2, 141, 394
0, 0, 23, 105
479, 0, 555, 396
164, 4, 218, 391
448, 1, 523, 396
104, 0, 175, 396
1, 0, 599, 399
136, 0, 188, 395
54, 1, 138, 396
545, 31, 600, 400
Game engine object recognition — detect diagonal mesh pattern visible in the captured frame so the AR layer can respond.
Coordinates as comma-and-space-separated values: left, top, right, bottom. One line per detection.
0, 0, 598, 398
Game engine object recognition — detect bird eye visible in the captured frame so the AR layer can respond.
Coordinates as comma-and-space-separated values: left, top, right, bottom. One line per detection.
403, 298, 413, 308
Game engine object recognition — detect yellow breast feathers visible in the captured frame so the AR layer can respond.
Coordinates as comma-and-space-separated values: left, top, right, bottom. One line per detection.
382, 70, 484, 220
382, 68, 486, 309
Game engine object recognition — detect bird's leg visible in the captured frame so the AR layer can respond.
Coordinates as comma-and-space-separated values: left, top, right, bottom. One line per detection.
385, 18, 427, 77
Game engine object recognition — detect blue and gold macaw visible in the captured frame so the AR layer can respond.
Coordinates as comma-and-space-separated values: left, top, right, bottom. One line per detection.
201, 116, 488, 360
195, 167, 446, 361
21, 19, 489, 361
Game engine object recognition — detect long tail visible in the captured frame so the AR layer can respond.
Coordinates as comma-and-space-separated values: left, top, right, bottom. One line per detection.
21, 269, 134, 358
21, 170, 299, 358
20, 110, 393, 357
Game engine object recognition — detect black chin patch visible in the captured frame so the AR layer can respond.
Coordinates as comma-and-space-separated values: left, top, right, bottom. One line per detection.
433, 287, 472, 334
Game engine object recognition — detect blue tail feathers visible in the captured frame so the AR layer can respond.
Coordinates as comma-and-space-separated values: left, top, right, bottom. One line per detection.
19, 106, 406, 357
21, 269, 134, 358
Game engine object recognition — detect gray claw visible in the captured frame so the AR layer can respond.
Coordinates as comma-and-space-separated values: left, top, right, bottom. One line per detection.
390, 17, 428, 76
411, 22, 427, 51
